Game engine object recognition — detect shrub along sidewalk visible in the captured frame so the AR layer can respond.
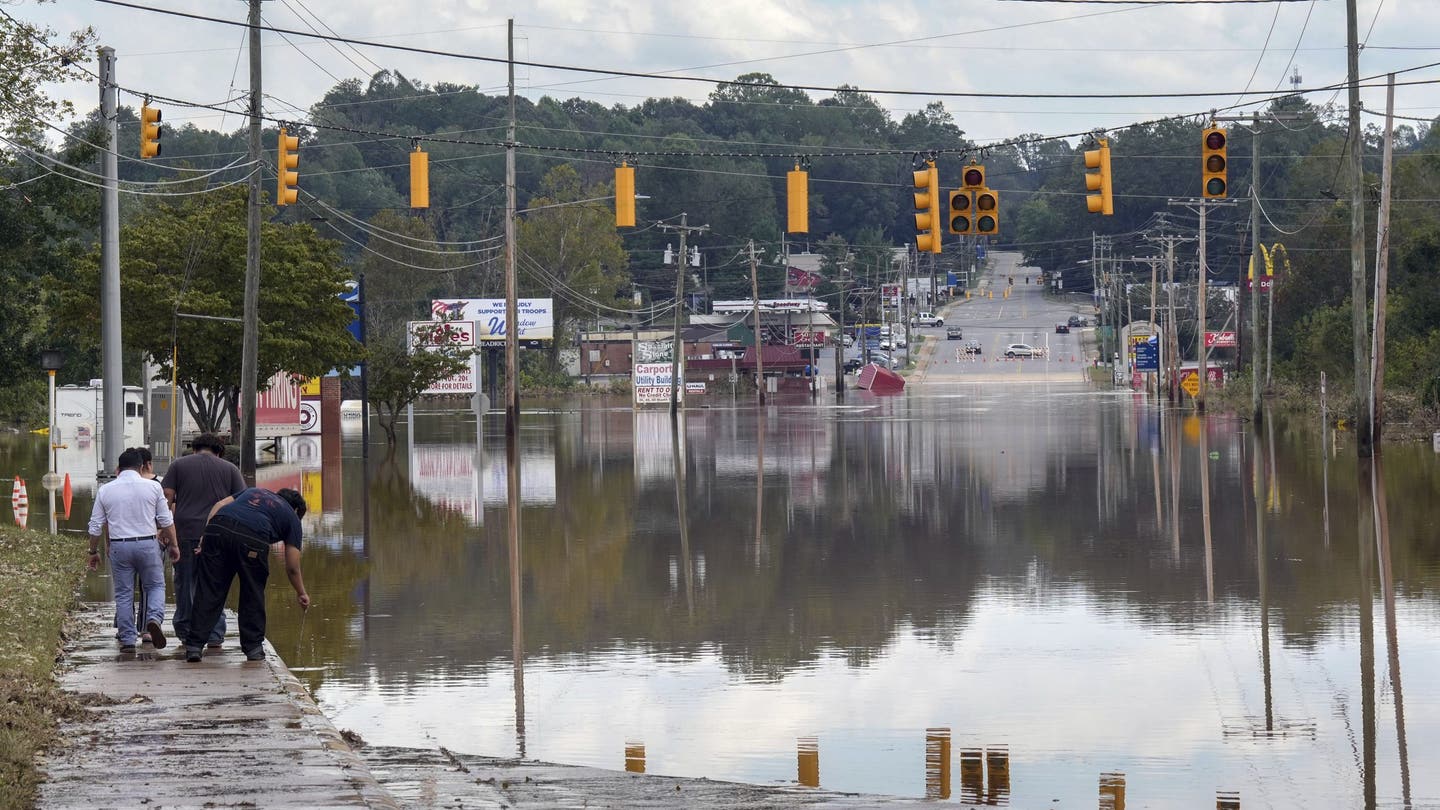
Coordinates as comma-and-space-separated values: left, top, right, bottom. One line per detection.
0, 527, 85, 810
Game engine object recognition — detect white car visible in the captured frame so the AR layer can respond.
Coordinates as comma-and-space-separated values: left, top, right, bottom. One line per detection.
840, 334, 854, 348
910, 312, 943, 328
891, 334, 908, 349
1004, 343, 1041, 358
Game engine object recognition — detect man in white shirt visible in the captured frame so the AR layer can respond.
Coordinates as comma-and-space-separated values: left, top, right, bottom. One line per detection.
87, 448, 180, 652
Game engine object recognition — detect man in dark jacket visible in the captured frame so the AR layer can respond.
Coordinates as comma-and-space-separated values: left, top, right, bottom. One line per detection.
183, 487, 311, 663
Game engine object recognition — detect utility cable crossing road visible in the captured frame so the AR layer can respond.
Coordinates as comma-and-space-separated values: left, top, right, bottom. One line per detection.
916, 251, 1094, 384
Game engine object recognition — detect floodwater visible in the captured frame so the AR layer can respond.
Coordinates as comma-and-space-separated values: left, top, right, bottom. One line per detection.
13, 384, 1440, 808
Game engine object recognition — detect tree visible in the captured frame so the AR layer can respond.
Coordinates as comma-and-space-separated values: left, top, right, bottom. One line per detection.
366, 322, 473, 445
52, 187, 362, 433
0, 5, 93, 145
516, 165, 630, 362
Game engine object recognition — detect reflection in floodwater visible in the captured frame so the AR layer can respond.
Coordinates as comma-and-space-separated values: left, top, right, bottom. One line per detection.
796, 736, 819, 788
625, 742, 646, 774
1099, 772, 1126, 810
20, 385, 1440, 807
925, 729, 951, 800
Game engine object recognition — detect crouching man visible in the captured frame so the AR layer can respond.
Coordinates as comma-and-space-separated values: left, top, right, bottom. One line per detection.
183, 487, 311, 663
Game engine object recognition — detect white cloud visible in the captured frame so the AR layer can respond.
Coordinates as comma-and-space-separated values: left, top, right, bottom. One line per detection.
15, 1, 1439, 146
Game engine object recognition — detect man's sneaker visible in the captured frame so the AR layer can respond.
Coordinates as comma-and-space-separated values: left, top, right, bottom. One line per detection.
206, 642, 224, 650
244, 648, 265, 661
145, 620, 167, 649
120, 644, 137, 653
185, 648, 203, 663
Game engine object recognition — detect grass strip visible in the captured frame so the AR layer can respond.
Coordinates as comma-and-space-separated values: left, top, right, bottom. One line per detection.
0, 527, 86, 810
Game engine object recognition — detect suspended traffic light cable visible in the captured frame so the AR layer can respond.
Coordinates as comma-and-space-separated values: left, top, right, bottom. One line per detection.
87, 0, 1440, 102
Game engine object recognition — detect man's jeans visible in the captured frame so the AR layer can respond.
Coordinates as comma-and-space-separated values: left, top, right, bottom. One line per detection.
173, 537, 226, 645
110, 539, 165, 645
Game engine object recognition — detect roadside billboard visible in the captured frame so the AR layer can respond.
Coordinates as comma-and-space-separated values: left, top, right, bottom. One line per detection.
255, 372, 303, 438
430, 298, 554, 343
634, 363, 681, 405
409, 320, 479, 396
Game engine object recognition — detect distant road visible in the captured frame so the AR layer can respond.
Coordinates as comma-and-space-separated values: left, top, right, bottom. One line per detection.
916, 251, 1095, 385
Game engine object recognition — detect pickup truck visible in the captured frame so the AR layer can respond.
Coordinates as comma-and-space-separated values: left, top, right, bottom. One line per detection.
910, 312, 943, 327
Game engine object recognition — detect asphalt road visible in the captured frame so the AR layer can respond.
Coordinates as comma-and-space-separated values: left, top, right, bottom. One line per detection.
916, 251, 1096, 384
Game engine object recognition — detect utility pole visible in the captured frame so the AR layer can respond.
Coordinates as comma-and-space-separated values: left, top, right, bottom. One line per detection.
504, 18, 519, 435
1347, 0, 1372, 457
659, 215, 709, 415
834, 268, 845, 400
1214, 111, 1305, 429
1371, 73, 1396, 450
239, 0, 262, 478
749, 240, 765, 404
1197, 201, 1209, 411
98, 46, 123, 476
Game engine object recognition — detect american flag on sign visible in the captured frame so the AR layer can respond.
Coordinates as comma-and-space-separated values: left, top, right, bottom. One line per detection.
431, 300, 465, 317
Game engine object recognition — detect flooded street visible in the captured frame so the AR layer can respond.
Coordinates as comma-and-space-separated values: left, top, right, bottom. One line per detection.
17, 385, 1440, 807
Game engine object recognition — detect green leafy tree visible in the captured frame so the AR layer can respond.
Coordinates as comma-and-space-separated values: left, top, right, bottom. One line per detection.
52, 188, 361, 433
366, 322, 473, 445
516, 164, 630, 362
0, 5, 93, 144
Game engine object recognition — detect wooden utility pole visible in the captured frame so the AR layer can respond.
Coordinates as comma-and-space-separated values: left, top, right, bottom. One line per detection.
239, 0, 262, 477
749, 241, 765, 404
504, 19, 519, 435
1197, 200, 1208, 411
1371, 73, 1396, 450
1347, 0, 1372, 457
659, 215, 709, 415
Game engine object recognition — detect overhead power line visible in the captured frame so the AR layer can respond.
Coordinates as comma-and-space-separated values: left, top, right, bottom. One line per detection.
90, 0, 1440, 102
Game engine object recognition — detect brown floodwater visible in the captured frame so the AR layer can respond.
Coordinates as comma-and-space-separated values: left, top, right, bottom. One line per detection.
15, 384, 1439, 807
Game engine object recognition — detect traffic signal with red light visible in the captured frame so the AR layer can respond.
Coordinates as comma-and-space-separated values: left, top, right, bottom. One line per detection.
948, 189, 974, 235
1202, 127, 1228, 198
1084, 139, 1113, 215
912, 162, 941, 254
974, 187, 999, 235
276, 127, 299, 206
787, 163, 809, 234
140, 103, 162, 159
961, 163, 985, 191
615, 162, 635, 227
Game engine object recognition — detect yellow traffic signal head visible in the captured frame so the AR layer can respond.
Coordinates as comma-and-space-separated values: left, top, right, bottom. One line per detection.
276, 127, 300, 206
140, 104, 162, 159
1202, 126, 1228, 198
1083, 139, 1113, 216
948, 189, 973, 235
410, 145, 429, 209
912, 164, 941, 254
614, 163, 635, 227
961, 163, 985, 190
786, 164, 808, 234
974, 189, 999, 235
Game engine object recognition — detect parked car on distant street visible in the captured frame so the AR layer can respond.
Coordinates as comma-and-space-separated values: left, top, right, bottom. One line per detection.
843, 357, 864, 373
946, 326, 963, 340
892, 334, 908, 349
1055, 324, 1070, 334
910, 312, 943, 327
841, 334, 854, 347
870, 352, 902, 370
879, 338, 893, 350
1067, 315, 1082, 328
1005, 343, 1041, 358
963, 340, 982, 355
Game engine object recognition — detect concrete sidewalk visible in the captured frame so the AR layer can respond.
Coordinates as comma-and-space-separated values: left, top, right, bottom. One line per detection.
38, 605, 398, 809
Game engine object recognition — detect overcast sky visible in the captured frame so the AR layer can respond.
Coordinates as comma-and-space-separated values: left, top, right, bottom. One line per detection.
18, 0, 1435, 147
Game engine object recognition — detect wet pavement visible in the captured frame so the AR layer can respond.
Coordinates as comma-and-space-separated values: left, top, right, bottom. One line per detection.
38, 606, 398, 809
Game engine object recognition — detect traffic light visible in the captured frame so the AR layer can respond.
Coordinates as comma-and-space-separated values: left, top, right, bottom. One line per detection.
614, 162, 635, 227
787, 163, 809, 234
409, 144, 429, 209
961, 163, 985, 191
276, 127, 299, 206
912, 162, 940, 254
1084, 138, 1113, 215
948, 189, 974, 234
974, 187, 999, 235
140, 103, 162, 159
1202, 126, 1228, 198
